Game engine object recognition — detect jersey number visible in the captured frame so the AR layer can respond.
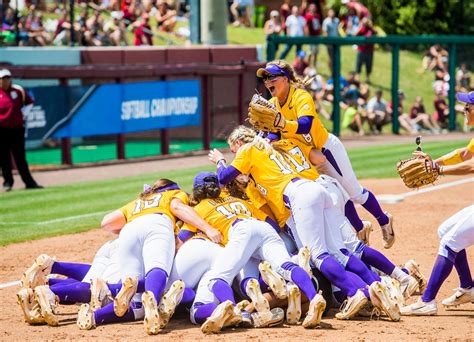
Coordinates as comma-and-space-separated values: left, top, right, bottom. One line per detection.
216, 202, 251, 219
269, 153, 294, 174
131, 194, 163, 215
286, 146, 311, 173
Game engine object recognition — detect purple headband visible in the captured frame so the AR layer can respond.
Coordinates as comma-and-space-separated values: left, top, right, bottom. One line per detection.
256, 64, 291, 79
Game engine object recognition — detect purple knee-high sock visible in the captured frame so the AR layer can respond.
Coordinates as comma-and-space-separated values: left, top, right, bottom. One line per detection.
422, 249, 457, 302
345, 254, 380, 284
145, 268, 168, 301
345, 271, 370, 298
48, 278, 78, 286
107, 278, 145, 297
180, 288, 196, 308
454, 249, 473, 289
51, 262, 91, 281
282, 262, 317, 300
344, 201, 364, 232
319, 254, 360, 297
193, 302, 218, 324
50, 282, 91, 304
240, 277, 254, 297
211, 278, 236, 304
361, 190, 389, 226
361, 246, 395, 276
94, 302, 136, 326
258, 274, 271, 292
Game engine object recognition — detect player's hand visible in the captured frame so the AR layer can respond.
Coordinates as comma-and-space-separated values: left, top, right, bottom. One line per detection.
208, 149, 225, 164
412, 151, 429, 158
205, 227, 223, 244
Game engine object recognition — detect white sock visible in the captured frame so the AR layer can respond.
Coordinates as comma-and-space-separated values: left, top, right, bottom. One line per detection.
391, 267, 409, 282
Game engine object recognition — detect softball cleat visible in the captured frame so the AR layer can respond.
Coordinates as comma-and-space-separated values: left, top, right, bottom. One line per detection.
245, 278, 270, 313
357, 221, 373, 245
113, 276, 138, 317
235, 299, 250, 312
252, 307, 285, 328
369, 281, 401, 321
90, 278, 112, 311
77, 303, 95, 330
34, 285, 59, 326
302, 291, 326, 329
158, 280, 185, 328
380, 212, 395, 249
442, 287, 474, 309
21, 254, 55, 289
286, 283, 301, 324
297, 246, 313, 277
400, 275, 419, 299
17, 288, 45, 325
201, 300, 236, 334
142, 291, 162, 335
335, 289, 368, 320
404, 259, 427, 294
259, 261, 287, 299
401, 298, 437, 316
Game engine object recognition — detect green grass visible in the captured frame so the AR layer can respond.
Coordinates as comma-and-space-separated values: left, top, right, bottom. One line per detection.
0, 139, 467, 246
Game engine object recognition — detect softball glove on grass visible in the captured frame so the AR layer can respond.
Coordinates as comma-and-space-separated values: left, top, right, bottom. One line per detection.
248, 94, 285, 132
396, 155, 440, 189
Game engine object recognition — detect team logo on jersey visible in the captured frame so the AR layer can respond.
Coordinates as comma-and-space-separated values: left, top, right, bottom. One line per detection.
256, 183, 268, 196
303, 104, 310, 110
303, 133, 313, 143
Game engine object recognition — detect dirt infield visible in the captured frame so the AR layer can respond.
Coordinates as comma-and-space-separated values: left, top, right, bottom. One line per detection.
1, 175, 473, 340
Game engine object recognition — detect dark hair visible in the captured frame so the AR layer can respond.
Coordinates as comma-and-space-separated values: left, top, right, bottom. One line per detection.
191, 183, 221, 204
225, 179, 249, 200
139, 178, 177, 199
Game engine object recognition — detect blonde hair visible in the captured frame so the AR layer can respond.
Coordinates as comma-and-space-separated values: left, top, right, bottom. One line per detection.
227, 125, 274, 154
266, 59, 314, 89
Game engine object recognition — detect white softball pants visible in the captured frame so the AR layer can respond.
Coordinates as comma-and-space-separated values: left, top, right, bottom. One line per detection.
437, 205, 474, 257
317, 133, 368, 204
168, 238, 223, 290
205, 218, 292, 285
118, 214, 175, 281
82, 239, 121, 284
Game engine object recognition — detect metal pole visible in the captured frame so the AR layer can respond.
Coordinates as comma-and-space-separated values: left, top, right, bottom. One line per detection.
448, 43, 457, 131
201, 75, 211, 150
267, 36, 276, 61
14, 0, 20, 45
69, 0, 75, 46
391, 44, 400, 134
332, 44, 341, 136
189, 0, 200, 44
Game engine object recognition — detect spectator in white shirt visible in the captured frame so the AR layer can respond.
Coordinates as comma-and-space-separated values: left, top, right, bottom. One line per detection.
279, 5, 305, 59
322, 8, 339, 70
367, 89, 390, 133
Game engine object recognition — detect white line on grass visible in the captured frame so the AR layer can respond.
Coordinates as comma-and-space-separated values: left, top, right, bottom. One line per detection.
0, 210, 109, 226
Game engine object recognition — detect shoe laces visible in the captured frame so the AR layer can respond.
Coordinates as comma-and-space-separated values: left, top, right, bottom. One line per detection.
370, 307, 381, 320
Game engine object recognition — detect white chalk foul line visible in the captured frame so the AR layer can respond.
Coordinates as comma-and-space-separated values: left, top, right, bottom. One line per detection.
377, 177, 474, 204
0, 280, 20, 289
0, 210, 108, 226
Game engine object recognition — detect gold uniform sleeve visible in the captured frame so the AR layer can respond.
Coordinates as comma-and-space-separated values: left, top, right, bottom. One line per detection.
171, 191, 189, 206
231, 144, 252, 174
467, 139, 474, 153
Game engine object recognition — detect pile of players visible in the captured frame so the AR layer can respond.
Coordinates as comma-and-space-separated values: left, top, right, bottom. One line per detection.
16, 62, 474, 335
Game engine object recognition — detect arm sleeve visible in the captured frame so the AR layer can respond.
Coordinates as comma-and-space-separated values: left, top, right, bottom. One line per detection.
218, 146, 251, 185
267, 131, 281, 142
177, 228, 196, 242
217, 164, 241, 185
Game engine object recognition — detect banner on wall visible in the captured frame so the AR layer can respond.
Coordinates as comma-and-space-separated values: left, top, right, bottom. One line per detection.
24, 85, 91, 141
51, 80, 201, 138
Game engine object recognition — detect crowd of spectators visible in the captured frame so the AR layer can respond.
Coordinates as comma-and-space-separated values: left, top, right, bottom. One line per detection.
0, 0, 189, 47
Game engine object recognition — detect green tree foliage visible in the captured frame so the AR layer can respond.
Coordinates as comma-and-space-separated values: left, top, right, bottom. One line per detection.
365, 0, 472, 35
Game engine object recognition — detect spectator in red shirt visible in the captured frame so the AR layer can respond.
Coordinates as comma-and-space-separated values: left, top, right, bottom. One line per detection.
0, 69, 42, 191
292, 50, 309, 76
409, 96, 441, 133
434, 91, 449, 129
355, 17, 376, 83
133, 13, 153, 46
303, 3, 321, 67
343, 0, 371, 19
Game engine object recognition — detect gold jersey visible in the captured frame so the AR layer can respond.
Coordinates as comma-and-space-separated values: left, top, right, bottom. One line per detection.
120, 189, 188, 232
468, 138, 474, 153
271, 86, 329, 150
180, 190, 266, 245
231, 143, 298, 227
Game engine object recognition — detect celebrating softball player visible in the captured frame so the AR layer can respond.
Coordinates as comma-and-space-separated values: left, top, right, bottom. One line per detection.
76, 178, 221, 335
401, 91, 474, 315
181, 172, 326, 333
209, 126, 400, 320
249, 60, 394, 248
